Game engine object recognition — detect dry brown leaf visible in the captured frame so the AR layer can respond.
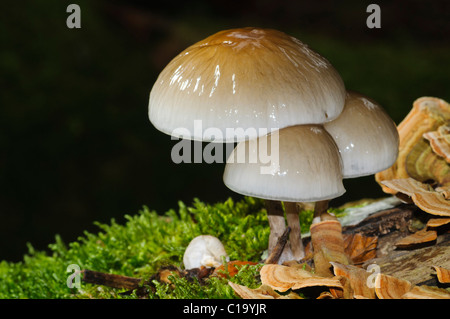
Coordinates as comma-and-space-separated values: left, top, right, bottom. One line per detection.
331, 262, 376, 299
395, 228, 437, 248
426, 218, 450, 228
310, 220, 352, 277
375, 273, 412, 299
260, 264, 343, 292
402, 285, 450, 299
433, 266, 450, 283
213, 261, 258, 278
228, 282, 303, 299
343, 233, 378, 265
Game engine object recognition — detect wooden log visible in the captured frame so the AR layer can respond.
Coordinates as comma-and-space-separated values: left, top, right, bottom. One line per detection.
362, 233, 450, 286
342, 202, 450, 286
342, 204, 417, 237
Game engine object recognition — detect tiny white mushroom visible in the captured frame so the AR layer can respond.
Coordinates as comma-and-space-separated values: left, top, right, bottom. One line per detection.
183, 235, 229, 270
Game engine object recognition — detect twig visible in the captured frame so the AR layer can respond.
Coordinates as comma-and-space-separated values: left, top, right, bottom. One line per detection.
265, 227, 291, 264
82, 269, 142, 290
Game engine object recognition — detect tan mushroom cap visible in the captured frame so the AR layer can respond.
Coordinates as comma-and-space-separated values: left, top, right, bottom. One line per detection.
324, 92, 399, 178
223, 125, 345, 202
149, 27, 346, 142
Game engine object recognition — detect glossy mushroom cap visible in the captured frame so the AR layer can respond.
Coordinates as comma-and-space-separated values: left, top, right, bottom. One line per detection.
324, 92, 399, 178
149, 27, 346, 142
223, 125, 345, 202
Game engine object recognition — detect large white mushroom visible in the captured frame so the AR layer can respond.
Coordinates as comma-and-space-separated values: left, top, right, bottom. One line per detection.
148, 27, 346, 142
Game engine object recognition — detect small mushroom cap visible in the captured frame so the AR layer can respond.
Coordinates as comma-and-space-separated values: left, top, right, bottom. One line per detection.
149, 27, 346, 142
324, 92, 399, 178
223, 125, 345, 202
183, 235, 229, 270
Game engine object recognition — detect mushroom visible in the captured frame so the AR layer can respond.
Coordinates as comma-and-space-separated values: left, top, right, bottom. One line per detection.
148, 27, 346, 142
148, 27, 347, 263
223, 125, 345, 263
183, 235, 229, 270
320, 91, 400, 219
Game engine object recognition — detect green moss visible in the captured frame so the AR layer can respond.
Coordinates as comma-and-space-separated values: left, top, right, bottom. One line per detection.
0, 196, 363, 299
0, 197, 270, 299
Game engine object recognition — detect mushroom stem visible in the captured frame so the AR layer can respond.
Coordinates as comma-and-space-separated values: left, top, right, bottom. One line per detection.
313, 199, 337, 222
264, 200, 294, 263
284, 202, 305, 260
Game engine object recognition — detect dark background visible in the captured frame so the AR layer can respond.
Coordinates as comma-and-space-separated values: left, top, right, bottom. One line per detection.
0, 0, 449, 262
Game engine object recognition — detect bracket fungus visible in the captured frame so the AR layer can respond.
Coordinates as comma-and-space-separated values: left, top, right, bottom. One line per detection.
374, 97, 450, 216
381, 178, 450, 217
423, 125, 450, 164
375, 96, 450, 192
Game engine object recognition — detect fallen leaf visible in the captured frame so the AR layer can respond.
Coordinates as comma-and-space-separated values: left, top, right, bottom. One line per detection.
343, 233, 378, 265
331, 262, 376, 299
212, 260, 258, 278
